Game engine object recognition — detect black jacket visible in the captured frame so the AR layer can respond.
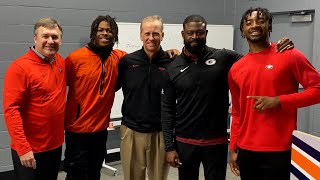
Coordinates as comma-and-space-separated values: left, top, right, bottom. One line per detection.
161, 46, 242, 151
118, 47, 172, 133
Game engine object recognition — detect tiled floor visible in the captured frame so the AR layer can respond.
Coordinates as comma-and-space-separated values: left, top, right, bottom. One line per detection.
58, 161, 240, 180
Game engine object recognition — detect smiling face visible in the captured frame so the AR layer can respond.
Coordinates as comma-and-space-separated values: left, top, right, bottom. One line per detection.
34, 25, 62, 59
140, 20, 164, 53
241, 11, 271, 43
93, 21, 115, 48
182, 21, 207, 55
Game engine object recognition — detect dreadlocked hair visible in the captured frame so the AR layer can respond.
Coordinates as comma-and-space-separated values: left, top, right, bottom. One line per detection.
240, 7, 273, 37
183, 14, 207, 29
90, 15, 119, 44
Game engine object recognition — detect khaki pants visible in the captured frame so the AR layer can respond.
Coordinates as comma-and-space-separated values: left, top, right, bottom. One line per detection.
120, 125, 169, 180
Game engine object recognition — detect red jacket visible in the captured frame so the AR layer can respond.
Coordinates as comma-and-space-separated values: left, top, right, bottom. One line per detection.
3, 49, 66, 156
228, 44, 320, 151
65, 47, 126, 133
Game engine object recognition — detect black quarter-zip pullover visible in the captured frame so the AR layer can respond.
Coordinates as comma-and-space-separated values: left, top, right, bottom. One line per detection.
161, 46, 242, 151
118, 47, 172, 132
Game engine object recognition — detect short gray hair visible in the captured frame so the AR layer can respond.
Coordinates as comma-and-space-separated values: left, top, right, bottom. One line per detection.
34, 17, 63, 35
140, 15, 164, 32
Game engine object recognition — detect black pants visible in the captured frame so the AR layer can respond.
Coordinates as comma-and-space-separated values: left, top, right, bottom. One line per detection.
64, 130, 108, 180
176, 141, 228, 180
11, 146, 62, 180
237, 149, 291, 180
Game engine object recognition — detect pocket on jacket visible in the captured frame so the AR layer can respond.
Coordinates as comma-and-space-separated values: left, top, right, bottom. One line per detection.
75, 104, 80, 120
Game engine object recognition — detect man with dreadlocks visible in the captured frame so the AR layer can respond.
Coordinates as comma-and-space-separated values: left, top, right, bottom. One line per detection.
228, 7, 320, 180
161, 14, 294, 180
63, 15, 126, 180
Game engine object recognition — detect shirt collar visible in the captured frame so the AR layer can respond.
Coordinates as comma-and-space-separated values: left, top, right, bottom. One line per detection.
183, 47, 199, 61
30, 46, 55, 62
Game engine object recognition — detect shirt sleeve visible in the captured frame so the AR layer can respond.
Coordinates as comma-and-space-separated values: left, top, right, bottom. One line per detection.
279, 49, 320, 109
116, 56, 125, 91
161, 70, 177, 152
115, 50, 127, 91
224, 48, 243, 68
228, 68, 241, 150
3, 62, 32, 156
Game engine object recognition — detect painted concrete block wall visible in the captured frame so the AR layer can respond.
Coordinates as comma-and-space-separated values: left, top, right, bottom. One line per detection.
0, 0, 236, 173
233, 0, 320, 137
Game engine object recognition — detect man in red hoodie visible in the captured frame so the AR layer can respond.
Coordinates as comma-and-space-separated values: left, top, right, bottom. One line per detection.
228, 7, 320, 180
3, 17, 65, 180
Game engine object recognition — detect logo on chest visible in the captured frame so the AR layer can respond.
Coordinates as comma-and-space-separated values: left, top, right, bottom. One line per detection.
205, 59, 216, 66
180, 66, 189, 72
265, 64, 273, 70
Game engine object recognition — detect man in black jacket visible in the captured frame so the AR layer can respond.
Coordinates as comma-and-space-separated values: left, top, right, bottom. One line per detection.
117, 15, 177, 180
161, 14, 293, 180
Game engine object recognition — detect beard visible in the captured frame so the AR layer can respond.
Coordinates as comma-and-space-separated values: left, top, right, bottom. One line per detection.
184, 38, 206, 55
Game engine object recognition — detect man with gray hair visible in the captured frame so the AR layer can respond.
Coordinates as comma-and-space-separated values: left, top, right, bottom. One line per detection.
117, 15, 175, 180
3, 17, 65, 180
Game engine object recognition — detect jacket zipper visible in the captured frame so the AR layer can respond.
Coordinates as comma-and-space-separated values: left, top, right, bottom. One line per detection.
99, 61, 105, 95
